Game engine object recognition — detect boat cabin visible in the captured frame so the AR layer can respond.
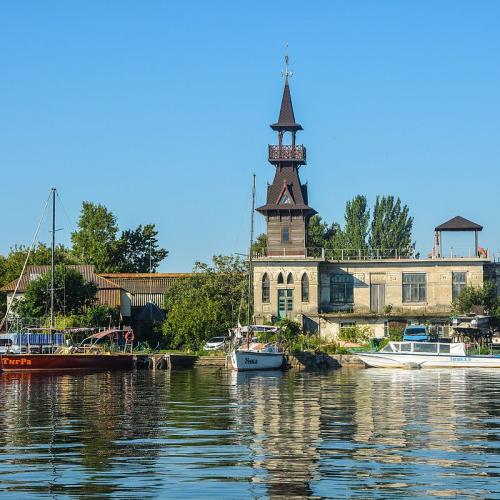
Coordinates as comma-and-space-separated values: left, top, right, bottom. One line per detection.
381, 341, 466, 356
0, 332, 65, 354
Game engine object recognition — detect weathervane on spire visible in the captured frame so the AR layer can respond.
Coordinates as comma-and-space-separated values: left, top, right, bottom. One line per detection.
282, 43, 293, 81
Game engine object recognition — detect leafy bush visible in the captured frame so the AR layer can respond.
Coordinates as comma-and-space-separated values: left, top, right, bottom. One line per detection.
338, 325, 371, 344
452, 281, 498, 315
452, 281, 500, 328
322, 342, 351, 355
288, 335, 353, 355
51, 305, 119, 330
378, 338, 390, 350
277, 318, 302, 341
289, 334, 320, 353
387, 327, 404, 341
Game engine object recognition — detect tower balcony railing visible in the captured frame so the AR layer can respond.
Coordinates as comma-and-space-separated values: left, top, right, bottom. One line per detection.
268, 145, 306, 163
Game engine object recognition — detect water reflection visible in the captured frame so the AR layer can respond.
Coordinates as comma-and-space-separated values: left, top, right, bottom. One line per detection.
0, 368, 499, 498
229, 370, 322, 497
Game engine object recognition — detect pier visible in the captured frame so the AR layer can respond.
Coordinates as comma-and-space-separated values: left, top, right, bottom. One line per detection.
134, 353, 365, 370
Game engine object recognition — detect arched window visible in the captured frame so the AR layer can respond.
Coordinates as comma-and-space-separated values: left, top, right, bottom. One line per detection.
287, 273, 294, 285
262, 273, 270, 303
277, 272, 284, 284
301, 273, 310, 302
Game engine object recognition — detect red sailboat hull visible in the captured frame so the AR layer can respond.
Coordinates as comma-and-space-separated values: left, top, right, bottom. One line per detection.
0, 354, 134, 372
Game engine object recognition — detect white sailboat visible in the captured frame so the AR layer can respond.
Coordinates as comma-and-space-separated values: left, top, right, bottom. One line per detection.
229, 176, 284, 371
230, 325, 284, 370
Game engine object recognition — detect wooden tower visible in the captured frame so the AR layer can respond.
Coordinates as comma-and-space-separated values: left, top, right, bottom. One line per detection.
256, 56, 316, 257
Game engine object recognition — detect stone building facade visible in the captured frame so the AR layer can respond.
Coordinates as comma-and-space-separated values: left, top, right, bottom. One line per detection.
253, 72, 498, 340
253, 256, 494, 339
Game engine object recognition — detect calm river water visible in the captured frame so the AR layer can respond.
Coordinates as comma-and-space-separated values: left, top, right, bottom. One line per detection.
0, 368, 499, 498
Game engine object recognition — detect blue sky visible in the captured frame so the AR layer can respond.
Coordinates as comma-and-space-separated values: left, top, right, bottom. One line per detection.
1, 1, 499, 271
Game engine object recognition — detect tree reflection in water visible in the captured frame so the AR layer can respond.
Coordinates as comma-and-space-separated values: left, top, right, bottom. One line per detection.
0, 368, 499, 498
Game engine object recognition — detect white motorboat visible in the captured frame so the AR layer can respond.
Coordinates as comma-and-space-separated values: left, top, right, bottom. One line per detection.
357, 341, 500, 369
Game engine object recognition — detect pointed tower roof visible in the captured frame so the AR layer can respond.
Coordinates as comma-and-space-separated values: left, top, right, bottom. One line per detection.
271, 79, 303, 131
256, 165, 316, 216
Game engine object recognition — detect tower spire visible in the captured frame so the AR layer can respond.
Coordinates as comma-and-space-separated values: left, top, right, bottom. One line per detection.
282, 43, 293, 82
271, 44, 302, 132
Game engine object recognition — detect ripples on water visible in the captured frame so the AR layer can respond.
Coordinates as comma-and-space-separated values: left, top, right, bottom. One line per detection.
0, 368, 499, 498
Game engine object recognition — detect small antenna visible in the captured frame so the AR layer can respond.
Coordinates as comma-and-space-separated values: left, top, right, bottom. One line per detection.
281, 43, 293, 80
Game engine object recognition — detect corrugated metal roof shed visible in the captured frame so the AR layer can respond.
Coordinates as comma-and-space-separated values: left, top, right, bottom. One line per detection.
98, 273, 191, 294
0, 265, 122, 293
98, 273, 192, 308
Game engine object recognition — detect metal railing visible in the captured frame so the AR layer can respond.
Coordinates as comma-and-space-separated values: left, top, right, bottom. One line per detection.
268, 144, 306, 162
255, 247, 417, 260
254, 247, 493, 260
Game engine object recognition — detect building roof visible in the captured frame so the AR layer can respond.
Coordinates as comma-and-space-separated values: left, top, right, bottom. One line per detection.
256, 166, 316, 216
0, 265, 122, 293
98, 273, 191, 294
435, 216, 483, 232
271, 81, 303, 131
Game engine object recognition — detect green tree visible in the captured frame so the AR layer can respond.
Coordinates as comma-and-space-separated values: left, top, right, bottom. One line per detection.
115, 224, 168, 272
343, 195, 370, 256
71, 202, 119, 273
0, 243, 76, 286
308, 215, 332, 249
162, 255, 247, 350
16, 265, 98, 320
251, 233, 267, 256
307, 214, 345, 258
0, 243, 76, 316
369, 195, 414, 257
452, 281, 499, 315
277, 318, 302, 347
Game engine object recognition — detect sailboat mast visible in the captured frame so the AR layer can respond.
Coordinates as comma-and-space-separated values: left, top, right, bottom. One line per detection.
149, 237, 152, 321
247, 174, 256, 326
50, 187, 56, 330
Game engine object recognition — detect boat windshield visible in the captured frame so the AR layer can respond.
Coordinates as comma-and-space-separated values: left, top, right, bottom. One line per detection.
381, 342, 459, 355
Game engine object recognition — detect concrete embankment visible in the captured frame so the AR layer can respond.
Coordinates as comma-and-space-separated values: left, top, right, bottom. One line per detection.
135, 353, 229, 369
286, 352, 366, 370
135, 352, 365, 370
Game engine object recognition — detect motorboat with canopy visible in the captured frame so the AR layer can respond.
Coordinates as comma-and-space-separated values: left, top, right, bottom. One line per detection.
357, 341, 500, 369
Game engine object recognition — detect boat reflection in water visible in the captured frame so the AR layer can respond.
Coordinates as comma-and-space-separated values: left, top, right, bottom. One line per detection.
229, 369, 322, 498
0, 368, 499, 497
